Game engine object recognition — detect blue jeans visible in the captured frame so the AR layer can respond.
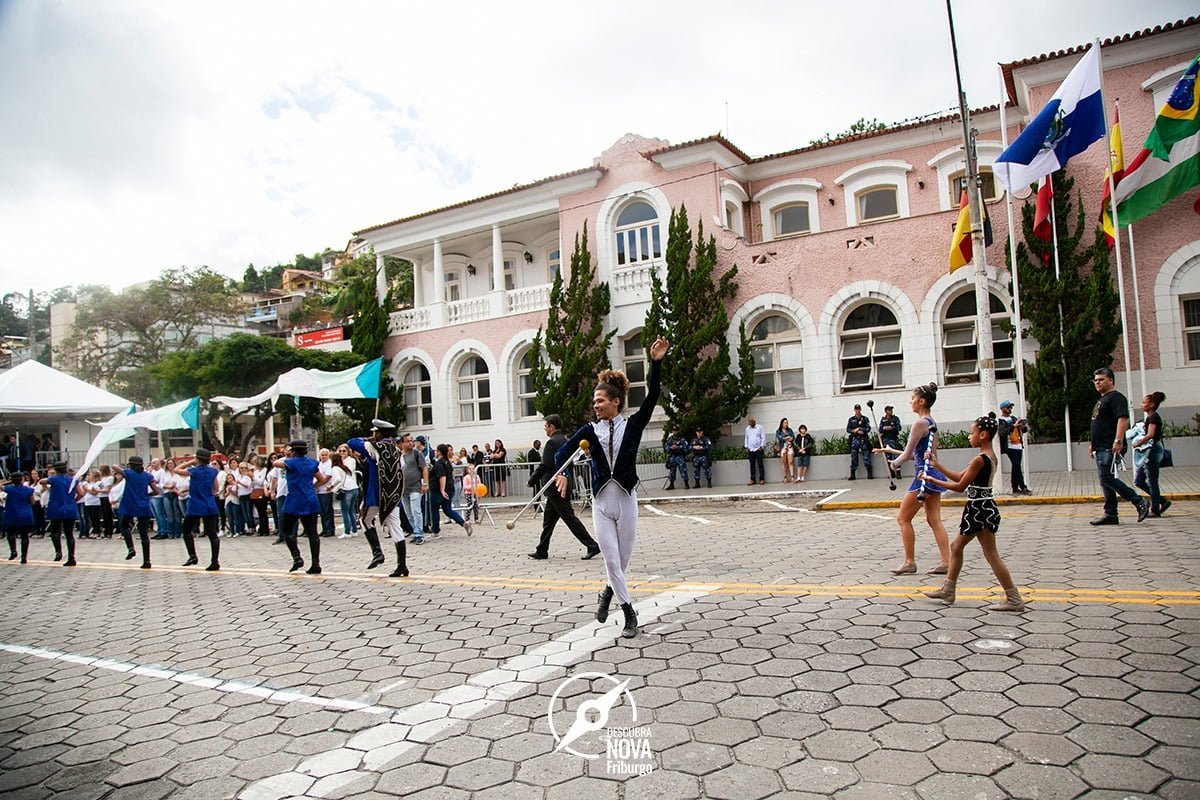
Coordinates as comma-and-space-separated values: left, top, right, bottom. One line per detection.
402, 490, 424, 540
150, 496, 167, 535
1094, 449, 1143, 518
339, 488, 360, 534
226, 502, 245, 534
431, 488, 466, 533
161, 493, 181, 536
747, 450, 765, 482
1134, 442, 1164, 513
318, 493, 335, 535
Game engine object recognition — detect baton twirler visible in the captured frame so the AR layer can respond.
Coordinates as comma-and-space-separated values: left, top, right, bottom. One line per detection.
505, 440, 590, 530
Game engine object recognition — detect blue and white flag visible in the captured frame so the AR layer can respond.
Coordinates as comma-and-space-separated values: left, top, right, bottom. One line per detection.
995, 45, 1105, 194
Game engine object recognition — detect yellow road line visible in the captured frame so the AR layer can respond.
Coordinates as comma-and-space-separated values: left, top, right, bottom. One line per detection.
4, 560, 1197, 605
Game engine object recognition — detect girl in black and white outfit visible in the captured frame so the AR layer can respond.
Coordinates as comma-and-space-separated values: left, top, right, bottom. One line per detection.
555, 336, 669, 639
918, 413, 1024, 612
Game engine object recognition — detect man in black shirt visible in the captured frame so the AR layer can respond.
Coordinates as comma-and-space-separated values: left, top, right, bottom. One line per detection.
1088, 368, 1149, 525
527, 415, 600, 561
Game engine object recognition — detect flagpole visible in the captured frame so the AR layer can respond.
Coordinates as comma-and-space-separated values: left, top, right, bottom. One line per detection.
946, 0, 997, 421
997, 65, 1032, 479
1047, 181, 1074, 471
1095, 41, 1136, 403
1126, 223, 1148, 399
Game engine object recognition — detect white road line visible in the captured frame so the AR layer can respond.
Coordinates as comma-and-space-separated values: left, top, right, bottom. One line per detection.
643, 504, 711, 525
375, 679, 408, 694
240, 583, 712, 800
0, 642, 396, 715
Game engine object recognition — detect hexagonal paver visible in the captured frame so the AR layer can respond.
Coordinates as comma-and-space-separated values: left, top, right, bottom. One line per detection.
779, 758, 859, 794
443, 758, 516, 792
994, 762, 1088, 800
658, 742, 732, 776
692, 718, 758, 747
804, 729, 878, 761
928, 741, 1014, 776
703, 763, 781, 800
1065, 723, 1155, 756
855, 749, 936, 785
1001, 732, 1084, 766
1074, 753, 1169, 793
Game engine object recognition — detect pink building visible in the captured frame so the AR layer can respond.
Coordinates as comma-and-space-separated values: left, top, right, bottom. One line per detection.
354, 18, 1200, 449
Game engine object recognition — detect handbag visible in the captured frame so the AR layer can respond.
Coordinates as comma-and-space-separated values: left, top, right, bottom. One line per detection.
249, 487, 264, 500
1160, 448, 1174, 468
334, 489, 345, 501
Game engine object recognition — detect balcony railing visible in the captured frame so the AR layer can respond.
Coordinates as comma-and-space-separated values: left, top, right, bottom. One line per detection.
447, 296, 491, 325
506, 284, 551, 314
391, 307, 430, 333
245, 308, 279, 324
388, 283, 554, 334
612, 261, 659, 305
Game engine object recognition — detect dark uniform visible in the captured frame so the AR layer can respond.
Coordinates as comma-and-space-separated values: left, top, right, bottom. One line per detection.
878, 408, 902, 476
691, 431, 713, 488
528, 427, 599, 560
847, 408, 873, 479
664, 431, 691, 489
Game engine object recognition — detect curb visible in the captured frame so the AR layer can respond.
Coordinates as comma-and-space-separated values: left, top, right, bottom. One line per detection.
818, 492, 1200, 511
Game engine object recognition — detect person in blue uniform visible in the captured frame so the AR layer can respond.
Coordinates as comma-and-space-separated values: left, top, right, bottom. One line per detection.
4, 473, 36, 564
554, 336, 669, 639
40, 462, 80, 566
878, 405, 903, 477
173, 449, 222, 570
663, 428, 690, 490
846, 404, 873, 480
690, 428, 713, 489
281, 440, 329, 575
348, 420, 413, 577
118, 456, 159, 568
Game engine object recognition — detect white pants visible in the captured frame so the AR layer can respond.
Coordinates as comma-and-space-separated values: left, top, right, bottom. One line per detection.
362, 506, 407, 543
592, 482, 638, 604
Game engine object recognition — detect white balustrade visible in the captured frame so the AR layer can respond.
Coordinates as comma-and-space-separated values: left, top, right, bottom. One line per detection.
506, 284, 551, 314
389, 307, 430, 333
447, 296, 492, 325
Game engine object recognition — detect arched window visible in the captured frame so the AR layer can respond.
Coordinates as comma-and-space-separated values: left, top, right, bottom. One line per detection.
515, 350, 537, 419
489, 260, 515, 291
725, 201, 743, 235
456, 356, 491, 423
621, 332, 648, 410
444, 270, 462, 302
943, 292, 1014, 383
949, 169, 1000, 203
402, 363, 433, 427
615, 201, 661, 266
772, 203, 811, 238
840, 303, 903, 391
856, 186, 899, 223
548, 249, 561, 283
750, 315, 804, 397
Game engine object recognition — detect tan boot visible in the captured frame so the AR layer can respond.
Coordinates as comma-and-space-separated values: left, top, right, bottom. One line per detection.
923, 579, 956, 604
989, 588, 1025, 612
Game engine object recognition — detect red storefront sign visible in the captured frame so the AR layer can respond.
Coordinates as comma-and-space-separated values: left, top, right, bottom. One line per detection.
294, 327, 344, 348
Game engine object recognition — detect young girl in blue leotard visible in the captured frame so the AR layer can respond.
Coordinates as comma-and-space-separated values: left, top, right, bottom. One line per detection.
874, 382, 951, 576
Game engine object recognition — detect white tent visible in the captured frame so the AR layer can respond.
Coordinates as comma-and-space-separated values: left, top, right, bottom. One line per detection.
0, 360, 132, 415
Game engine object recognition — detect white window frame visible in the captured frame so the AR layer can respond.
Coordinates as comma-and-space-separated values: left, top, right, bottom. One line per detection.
855, 185, 900, 224
515, 349, 537, 420
839, 303, 904, 392
754, 179, 822, 241
772, 202, 812, 239
402, 363, 433, 427
927, 143, 1004, 208
720, 179, 749, 237
940, 291, 1015, 384
548, 248, 561, 283
750, 314, 804, 398
835, 161, 911, 226
444, 269, 462, 303
622, 332, 648, 410
1183, 295, 1200, 364
456, 356, 492, 424
614, 201, 661, 267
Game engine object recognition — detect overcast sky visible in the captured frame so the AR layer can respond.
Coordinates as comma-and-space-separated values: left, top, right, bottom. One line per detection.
0, 0, 1194, 295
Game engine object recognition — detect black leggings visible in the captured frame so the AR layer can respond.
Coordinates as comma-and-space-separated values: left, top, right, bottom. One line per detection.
48, 518, 76, 562
182, 515, 219, 566
282, 512, 319, 567
120, 515, 153, 565
253, 496, 271, 535
7, 524, 31, 561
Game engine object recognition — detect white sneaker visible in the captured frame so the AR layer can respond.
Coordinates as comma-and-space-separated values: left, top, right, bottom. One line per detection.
338, 533, 351, 539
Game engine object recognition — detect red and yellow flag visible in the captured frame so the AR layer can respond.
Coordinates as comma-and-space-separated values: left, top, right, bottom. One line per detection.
949, 190, 972, 272
1099, 105, 1125, 249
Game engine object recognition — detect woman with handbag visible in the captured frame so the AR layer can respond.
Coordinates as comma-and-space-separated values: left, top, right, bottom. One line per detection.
1132, 391, 1170, 517
331, 452, 358, 538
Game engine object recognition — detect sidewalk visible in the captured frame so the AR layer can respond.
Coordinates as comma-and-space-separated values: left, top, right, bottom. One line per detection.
628, 464, 1200, 511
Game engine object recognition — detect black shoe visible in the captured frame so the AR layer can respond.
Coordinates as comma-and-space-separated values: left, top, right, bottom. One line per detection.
684, 482, 690, 489
205, 563, 220, 571
305, 565, 321, 575
368, 552, 385, 570
597, 586, 614, 623
1157, 499, 1173, 517
126, 549, 136, 560
1089, 516, 1119, 526
388, 564, 409, 577
7, 552, 16, 561
272, 538, 284, 545
1136, 502, 1150, 523
289, 558, 304, 572
620, 603, 638, 639
707, 479, 712, 488
140, 563, 151, 569
582, 548, 601, 560
64, 559, 76, 567
528, 552, 548, 560
183, 557, 198, 567
667, 483, 675, 490
53, 552, 62, 562
848, 475, 856, 481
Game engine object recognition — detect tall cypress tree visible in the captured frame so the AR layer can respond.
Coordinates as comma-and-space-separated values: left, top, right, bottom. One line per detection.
1008, 171, 1121, 442
643, 205, 758, 435
528, 223, 615, 432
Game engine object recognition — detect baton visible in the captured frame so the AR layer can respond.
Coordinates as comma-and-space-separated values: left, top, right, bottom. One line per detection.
505, 441, 590, 530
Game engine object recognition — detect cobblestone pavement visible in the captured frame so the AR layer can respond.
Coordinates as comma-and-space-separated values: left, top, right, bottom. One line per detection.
0, 497, 1197, 799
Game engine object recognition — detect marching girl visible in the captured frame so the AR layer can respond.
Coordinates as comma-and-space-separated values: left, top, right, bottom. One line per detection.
40, 463, 79, 565
874, 382, 952, 576
4, 473, 36, 564
118, 456, 160, 568
919, 413, 1025, 612
555, 336, 669, 639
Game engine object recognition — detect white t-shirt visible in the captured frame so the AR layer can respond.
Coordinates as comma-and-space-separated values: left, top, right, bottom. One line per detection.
82, 481, 102, 507
316, 459, 334, 494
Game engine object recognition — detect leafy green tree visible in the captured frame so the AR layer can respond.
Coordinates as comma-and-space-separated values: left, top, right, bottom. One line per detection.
57, 267, 241, 403
1008, 170, 1122, 442
528, 223, 615, 432
150, 333, 364, 456
810, 117, 889, 146
241, 264, 265, 293
643, 206, 758, 436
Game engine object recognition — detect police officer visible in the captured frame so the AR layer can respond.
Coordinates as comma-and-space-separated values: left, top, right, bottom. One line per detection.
691, 428, 713, 489
878, 404, 903, 477
847, 403, 874, 480
664, 427, 691, 489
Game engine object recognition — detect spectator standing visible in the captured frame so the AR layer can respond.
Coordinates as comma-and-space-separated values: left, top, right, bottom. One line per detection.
997, 401, 1031, 495
399, 433, 429, 544
1088, 368, 1149, 526
775, 418, 797, 483
691, 428, 713, 489
316, 448, 336, 537
794, 425, 815, 483
744, 417, 766, 485
846, 404, 874, 480
878, 405, 903, 477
